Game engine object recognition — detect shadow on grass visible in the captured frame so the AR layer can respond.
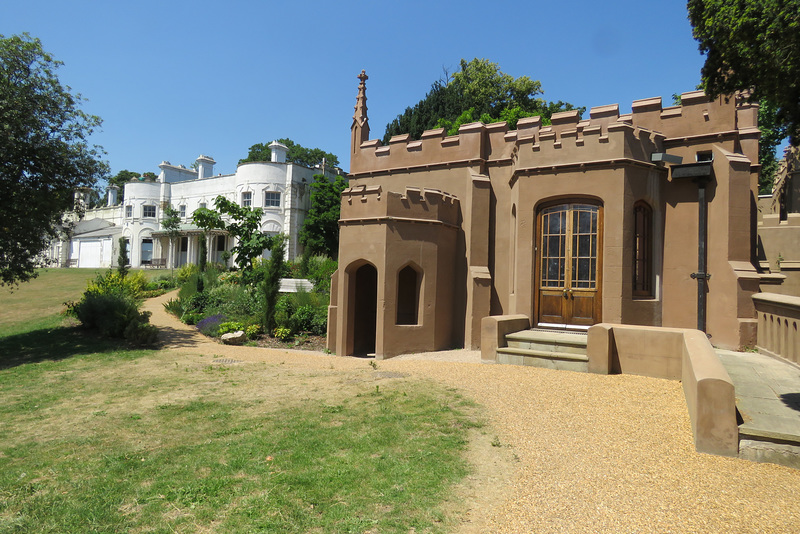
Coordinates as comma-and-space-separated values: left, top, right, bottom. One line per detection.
0, 326, 145, 370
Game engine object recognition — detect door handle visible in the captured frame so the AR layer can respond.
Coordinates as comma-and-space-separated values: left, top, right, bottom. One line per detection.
568, 289, 573, 298
563, 289, 569, 298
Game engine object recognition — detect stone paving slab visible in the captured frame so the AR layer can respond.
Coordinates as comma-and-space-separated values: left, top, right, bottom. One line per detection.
717, 349, 800, 444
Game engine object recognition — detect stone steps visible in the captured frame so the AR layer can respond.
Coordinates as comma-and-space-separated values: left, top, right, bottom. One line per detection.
497, 329, 588, 372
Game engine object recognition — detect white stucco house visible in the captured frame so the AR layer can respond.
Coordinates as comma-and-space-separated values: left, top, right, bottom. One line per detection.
50, 142, 341, 269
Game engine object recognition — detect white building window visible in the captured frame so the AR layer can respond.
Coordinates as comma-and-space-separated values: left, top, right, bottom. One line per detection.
179, 205, 186, 218
125, 205, 132, 218
199, 202, 207, 209
241, 191, 252, 207
265, 191, 281, 207
143, 205, 156, 218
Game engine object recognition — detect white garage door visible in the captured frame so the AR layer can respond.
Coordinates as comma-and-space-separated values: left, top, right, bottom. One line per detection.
78, 240, 102, 268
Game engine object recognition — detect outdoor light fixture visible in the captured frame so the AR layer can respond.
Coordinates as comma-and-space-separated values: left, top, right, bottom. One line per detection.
651, 152, 684, 164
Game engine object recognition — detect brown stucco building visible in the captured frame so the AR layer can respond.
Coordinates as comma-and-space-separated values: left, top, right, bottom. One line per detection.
328, 71, 762, 358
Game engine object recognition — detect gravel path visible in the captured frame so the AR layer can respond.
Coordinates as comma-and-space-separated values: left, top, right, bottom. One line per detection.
145, 294, 800, 533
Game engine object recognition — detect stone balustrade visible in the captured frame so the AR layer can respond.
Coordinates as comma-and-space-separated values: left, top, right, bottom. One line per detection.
753, 293, 800, 365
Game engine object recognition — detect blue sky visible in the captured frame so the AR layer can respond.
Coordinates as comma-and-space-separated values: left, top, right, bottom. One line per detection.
3, 1, 708, 177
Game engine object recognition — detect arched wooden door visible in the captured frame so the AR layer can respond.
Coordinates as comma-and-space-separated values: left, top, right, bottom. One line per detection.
536, 202, 602, 327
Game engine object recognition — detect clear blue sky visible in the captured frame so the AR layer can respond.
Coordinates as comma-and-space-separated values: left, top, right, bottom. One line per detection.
3, 1, 708, 177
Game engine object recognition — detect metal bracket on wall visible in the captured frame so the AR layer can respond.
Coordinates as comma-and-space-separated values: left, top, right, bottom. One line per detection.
690, 272, 712, 280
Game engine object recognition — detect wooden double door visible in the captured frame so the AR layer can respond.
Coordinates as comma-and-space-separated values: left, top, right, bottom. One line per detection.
536, 202, 602, 327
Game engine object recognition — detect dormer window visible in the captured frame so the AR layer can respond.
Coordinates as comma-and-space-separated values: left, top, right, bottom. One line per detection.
241, 191, 252, 207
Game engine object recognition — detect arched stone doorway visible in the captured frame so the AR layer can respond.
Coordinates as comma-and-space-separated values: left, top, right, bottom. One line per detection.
352, 263, 378, 355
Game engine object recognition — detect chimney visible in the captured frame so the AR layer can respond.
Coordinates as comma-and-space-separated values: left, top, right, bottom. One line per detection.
107, 185, 119, 206
269, 141, 288, 163
196, 155, 216, 180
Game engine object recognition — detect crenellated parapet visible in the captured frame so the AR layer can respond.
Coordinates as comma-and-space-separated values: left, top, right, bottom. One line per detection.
340, 184, 460, 227
350, 72, 757, 177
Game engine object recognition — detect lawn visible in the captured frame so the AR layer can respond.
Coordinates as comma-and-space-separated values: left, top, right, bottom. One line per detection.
0, 269, 482, 533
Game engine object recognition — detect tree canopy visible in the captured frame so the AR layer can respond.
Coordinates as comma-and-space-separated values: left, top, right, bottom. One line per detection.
239, 138, 339, 168
688, 0, 800, 145
383, 58, 584, 143
0, 33, 108, 286
299, 174, 348, 258
192, 195, 274, 273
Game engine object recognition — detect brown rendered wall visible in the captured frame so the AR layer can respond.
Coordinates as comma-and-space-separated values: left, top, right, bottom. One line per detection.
332, 74, 760, 356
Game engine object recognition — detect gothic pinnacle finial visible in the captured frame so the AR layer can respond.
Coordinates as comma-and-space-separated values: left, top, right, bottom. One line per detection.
353, 70, 369, 126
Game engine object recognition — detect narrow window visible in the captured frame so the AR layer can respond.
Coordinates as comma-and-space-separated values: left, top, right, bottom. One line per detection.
199, 202, 207, 210
143, 205, 156, 218
241, 191, 252, 207
265, 191, 281, 207
179, 205, 186, 218
396, 265, 421, 325
125, 205, 132, 218
633, 201, 653, 297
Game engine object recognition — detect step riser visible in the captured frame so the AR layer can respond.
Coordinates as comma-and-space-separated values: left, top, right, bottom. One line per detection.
497, 351, 588, 372
506, 340, 587, 355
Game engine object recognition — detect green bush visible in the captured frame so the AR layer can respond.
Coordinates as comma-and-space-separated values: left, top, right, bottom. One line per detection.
305, 255, 338, 294
217, 321, 245, 336
273, 326, 292, 341
67, 291, 156, 343
245, 324, 262, 339
177, 263, 199, 284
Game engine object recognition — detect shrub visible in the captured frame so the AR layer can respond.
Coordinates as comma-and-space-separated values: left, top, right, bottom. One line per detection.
196, 314, 226, 337
273, 326, 292, 341
67, 291, 156, 343
177, 263, 200, 284
290, 305, 316, 333
217, 321, 245, 336
306, 255, 338, 294
245, 324, 262, 339
86, 270, 148, 299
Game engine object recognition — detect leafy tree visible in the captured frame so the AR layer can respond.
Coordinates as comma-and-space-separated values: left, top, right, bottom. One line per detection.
192, 195, 273, 273
0, 33, 108, 286
383, 58, 584, 143
687, 0, 800, 144
299, 174, 348, 258
161, 205, 181, 276
758, 99, 790, 193
239, 137, 340, 168
261, 234, 286, 334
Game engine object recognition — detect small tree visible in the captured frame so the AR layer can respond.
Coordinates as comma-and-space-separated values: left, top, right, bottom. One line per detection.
299, 174, 348, 258
161, 205, 181, 278
262, 234, 286, 334
117, 237, 129, 279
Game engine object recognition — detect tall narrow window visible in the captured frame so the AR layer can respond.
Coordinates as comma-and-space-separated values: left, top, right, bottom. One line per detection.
633, 201, 653, 297
179, 205, 186, 218
241, 191, 252, 207
396, 265, 421, 325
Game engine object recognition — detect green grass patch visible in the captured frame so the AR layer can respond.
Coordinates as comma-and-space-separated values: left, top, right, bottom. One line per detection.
0, 355, 480, 533
0, 267, 484, 533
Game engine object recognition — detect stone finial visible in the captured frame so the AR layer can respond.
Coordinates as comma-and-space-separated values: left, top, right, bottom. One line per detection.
353, 70, 369, 126
352, 70, 371, 152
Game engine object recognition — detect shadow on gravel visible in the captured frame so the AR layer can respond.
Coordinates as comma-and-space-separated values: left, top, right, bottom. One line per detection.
155, 323, 205, 349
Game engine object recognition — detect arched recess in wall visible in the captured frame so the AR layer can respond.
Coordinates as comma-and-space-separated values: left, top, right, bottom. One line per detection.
346, 260, 378, 356
396, 262, 423, 325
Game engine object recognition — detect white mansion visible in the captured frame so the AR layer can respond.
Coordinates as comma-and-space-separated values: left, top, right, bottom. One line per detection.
48, 142, 341, 269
